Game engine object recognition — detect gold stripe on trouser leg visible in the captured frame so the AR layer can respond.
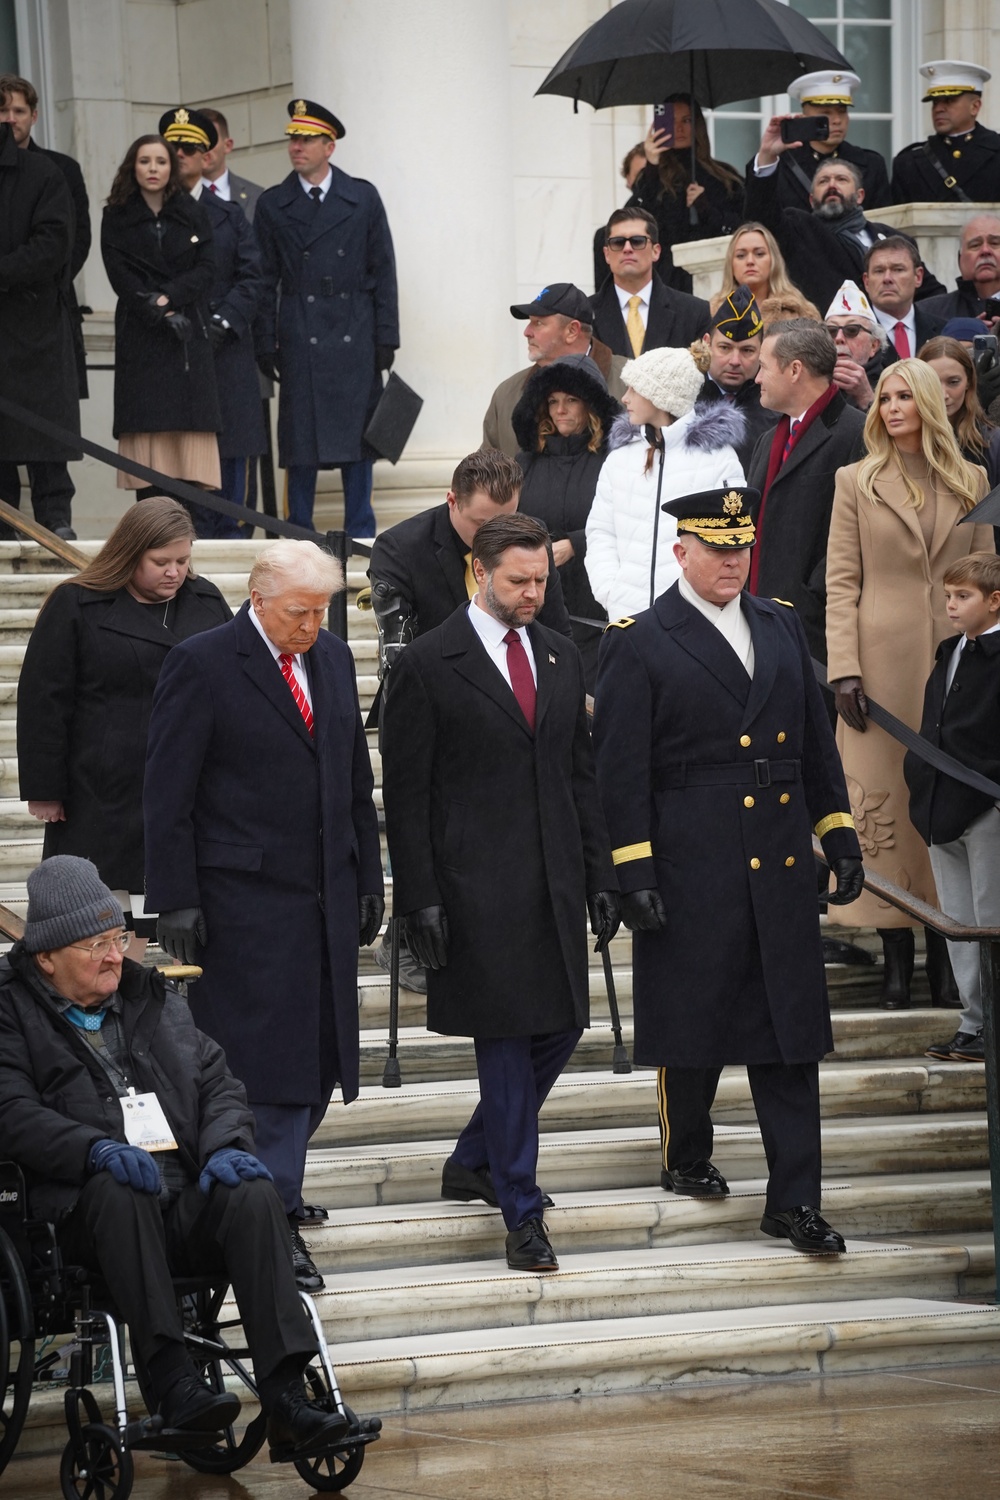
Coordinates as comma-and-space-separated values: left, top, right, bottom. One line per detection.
656, 1067, 670, 1169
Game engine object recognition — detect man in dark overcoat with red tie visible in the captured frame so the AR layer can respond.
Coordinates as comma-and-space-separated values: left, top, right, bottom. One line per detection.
143, 539, 383, 1289
381, 513, 619, 1273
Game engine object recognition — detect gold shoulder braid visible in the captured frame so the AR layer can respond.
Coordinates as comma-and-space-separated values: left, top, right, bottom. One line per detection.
605, 617, 635, 631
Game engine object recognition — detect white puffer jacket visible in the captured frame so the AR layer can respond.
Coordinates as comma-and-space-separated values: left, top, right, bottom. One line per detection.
585, 404, 747, 622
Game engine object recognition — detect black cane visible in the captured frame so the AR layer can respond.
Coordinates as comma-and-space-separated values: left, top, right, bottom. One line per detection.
382, 916, 402, 1088
601, 946, 631, 1073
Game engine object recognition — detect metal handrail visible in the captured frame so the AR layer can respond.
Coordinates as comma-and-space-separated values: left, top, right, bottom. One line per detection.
815, 838, 1000, 1299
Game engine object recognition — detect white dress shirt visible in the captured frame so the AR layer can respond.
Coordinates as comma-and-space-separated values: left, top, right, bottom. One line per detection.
872, 303, 916, 356
615, 279, 652, 332
678, 573, 755, 677
298, 168, 333, 202
467, 599, 538, 690
945, 621, 1000, 693
247, 604, 314, 710
207, 169, 231, 200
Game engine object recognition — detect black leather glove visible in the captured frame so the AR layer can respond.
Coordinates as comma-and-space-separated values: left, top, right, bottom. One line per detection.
376, 344, 396, 372
827, 856, 865, 907
620, 888, 667, 932
257, 351, 280, 382
359, 893, 385, 948
208, 314, 235, 348
404, 905, 449, 970
156, 907, 207, 966
832, 677, 869, 733
165, 311, 193, 343
587, 890, 621, 952
976, 349, 1000, 411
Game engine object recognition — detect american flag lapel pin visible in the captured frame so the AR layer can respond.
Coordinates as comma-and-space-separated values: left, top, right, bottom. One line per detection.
548, 652, 556, 665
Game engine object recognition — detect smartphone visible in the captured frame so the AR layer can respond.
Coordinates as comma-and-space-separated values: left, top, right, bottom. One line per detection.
651, 102, 675, 142
973, 333, 999, 356
981, 299, 1000, 320
780, 115, 830, 145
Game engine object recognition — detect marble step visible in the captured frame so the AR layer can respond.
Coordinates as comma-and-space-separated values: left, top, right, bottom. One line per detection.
0, 539, 377, 576
300, 1113, 988, 1212
314, 1060, 987, 1149
286, 1237, 997, 1345
297, 1173, 993, 1272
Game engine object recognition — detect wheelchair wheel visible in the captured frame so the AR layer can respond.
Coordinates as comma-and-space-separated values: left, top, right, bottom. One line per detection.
59, 1422, 134, 1499
0, 1225, 35, 1474
293, 1425, 366, 1492
177, 1354, 267, 1474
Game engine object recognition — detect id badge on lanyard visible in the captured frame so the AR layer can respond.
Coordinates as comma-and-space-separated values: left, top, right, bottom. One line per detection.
120, 1088, 178, 1152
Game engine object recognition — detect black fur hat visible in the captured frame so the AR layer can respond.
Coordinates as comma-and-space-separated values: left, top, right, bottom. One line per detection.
511, 355, 623, 453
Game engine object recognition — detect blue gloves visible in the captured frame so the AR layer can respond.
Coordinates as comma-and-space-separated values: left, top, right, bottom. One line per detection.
88, 1138, 160, 1193
199, 1148, 273, 1196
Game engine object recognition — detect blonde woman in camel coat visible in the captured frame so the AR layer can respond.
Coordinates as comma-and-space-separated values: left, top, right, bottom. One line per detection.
826, 359, 993, 1007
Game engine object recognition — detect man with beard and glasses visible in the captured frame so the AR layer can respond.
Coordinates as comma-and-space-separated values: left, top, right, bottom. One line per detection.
745, 116, 944, 316
381, 512, 619, 1274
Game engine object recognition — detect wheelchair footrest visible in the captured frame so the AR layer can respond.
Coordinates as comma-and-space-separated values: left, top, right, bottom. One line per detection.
127, 1419, 218, 1452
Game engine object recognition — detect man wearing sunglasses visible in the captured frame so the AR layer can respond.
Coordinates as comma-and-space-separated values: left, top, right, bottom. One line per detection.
823, 279, 890, 413
0, 856, 349, 1460
591, 208, 711, 360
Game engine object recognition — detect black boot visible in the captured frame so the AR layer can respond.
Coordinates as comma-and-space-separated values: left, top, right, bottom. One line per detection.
924, 927, 963, 1008
877, 927, 914, 1009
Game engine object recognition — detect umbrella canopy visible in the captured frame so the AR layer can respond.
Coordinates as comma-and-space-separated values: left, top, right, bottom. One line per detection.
537, 0, 851, 110
960, 484, 1000, 527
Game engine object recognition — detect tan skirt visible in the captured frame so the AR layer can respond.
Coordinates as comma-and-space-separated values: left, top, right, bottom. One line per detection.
117, 432, 221, 490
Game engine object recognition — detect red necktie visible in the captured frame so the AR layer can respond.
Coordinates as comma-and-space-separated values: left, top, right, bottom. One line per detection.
208, 182, 218, 193
278, 653, 314, 736
781, 418, 801, 466
893, 321, 910, 359
503, 629, 536, 733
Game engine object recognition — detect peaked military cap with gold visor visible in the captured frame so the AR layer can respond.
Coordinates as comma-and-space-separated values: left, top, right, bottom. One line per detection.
710, 284, 763, 342
662, 486, 760, 548
158, 106, 218, 152
285, 98, 346, 140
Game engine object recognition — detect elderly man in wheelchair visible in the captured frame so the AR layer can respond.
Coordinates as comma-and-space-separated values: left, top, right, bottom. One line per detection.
0, 855, 356, 1469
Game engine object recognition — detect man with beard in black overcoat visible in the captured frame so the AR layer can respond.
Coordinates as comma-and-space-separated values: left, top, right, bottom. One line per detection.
381, 513, 619, 1273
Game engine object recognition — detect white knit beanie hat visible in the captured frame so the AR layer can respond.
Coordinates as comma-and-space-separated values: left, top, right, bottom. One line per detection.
621, 345, 706, 419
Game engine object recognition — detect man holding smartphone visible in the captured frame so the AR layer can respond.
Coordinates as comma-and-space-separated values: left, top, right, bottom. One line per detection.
753, 71, 890, 215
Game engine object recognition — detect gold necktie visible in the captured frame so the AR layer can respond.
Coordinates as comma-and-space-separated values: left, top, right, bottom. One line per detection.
463, 551, 477, 600
626, 295, 644, 357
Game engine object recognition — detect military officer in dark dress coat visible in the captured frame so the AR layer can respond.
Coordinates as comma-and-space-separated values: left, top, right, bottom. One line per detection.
255, 99, 399, 536
593, 487, 864, 1254
756, 70, 890, 215
892, 61, 1000, 206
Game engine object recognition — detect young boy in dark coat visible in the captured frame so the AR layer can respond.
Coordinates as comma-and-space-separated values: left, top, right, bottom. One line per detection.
904, 552, 1000, 1063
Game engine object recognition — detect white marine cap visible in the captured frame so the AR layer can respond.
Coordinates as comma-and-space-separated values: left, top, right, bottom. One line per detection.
825, 281, 875, 323
920, 60, 991, 101
788, 69, 861, 107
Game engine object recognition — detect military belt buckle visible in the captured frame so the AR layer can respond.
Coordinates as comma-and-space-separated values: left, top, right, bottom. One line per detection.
754, 759, 771, 789
944, 175, 958, 188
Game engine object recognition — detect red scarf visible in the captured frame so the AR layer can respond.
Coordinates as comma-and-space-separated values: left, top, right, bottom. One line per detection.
749, 381, 839, 595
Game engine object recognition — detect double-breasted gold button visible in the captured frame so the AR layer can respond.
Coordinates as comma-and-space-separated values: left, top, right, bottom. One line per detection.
750, 858, 761, 870
776, 731, 786, 744
779, 793, 790, 805
740, 734, 752, 747
744, 796, 755, 808
785, 856, 795, 868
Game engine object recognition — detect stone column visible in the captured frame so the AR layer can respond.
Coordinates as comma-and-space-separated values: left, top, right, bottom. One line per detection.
289, 0, 518, 476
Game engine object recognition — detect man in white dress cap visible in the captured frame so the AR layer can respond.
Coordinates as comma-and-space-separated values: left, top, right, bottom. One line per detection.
758, 69, 891, 213
892, 61, 1000, 204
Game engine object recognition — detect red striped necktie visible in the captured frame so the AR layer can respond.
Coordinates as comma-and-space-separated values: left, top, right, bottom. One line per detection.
278, 652, 314, 736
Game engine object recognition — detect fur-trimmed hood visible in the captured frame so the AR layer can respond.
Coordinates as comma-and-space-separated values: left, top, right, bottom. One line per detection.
607, 400, 746, 454
511, 355, 622, 454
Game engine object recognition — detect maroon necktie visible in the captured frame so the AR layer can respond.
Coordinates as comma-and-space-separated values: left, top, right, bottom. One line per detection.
208, 182, 218, 194
781, 417, 801, 466
503, 629, 536, 732
278, 653, 314, 736
893, 321, 910, 359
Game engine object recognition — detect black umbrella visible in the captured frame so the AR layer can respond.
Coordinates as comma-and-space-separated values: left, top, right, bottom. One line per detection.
537, 0, 851, 222
960, 483, 1000, 527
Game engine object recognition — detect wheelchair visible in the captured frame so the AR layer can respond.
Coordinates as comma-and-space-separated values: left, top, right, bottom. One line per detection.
0, 1161, 381, 1495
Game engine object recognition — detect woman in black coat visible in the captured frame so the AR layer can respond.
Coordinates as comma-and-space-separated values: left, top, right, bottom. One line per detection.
513, 355, 621, 690
17, 498, 231, 947
101, 135, 222, 495
628, 95, 745, 254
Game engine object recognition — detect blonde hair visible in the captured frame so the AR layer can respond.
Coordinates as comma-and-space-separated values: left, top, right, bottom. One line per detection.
857, 360, 984, 513
710, 223, 806, 314
248, 539, 345, 598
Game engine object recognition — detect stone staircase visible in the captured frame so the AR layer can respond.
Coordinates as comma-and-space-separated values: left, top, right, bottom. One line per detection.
4, 534, 999, 1457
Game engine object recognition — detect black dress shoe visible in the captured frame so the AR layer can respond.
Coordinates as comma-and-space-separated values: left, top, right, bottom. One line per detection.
294, 1203, 329, 1224
159, 1373, 242, 1434
760, 1205, 846, 1254
290, 1226, 324, 1290
266, 1384, 350, 1461
441, 1158, 554, 1209
661, 1161, 729, 1197
505, 1217, 558, 1271
926, 1030, 976, 1061
950, 1030, 984, 1061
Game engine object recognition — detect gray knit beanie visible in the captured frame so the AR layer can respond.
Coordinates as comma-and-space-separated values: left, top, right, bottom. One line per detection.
23, 857, 125, 954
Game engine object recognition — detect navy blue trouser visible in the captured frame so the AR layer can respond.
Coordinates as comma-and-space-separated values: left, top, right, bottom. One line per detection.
252, 1098, 334, 1218
286, 460, 375, 535
452, 1028, 582, 1230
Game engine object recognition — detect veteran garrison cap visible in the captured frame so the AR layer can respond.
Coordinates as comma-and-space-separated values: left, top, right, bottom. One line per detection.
286, 98, 345, 139
920, 60, 990, 101
662, 486, 760, 549
710, 284, 763, 342
510, 282, 593, 322
158, 106, 218, 151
